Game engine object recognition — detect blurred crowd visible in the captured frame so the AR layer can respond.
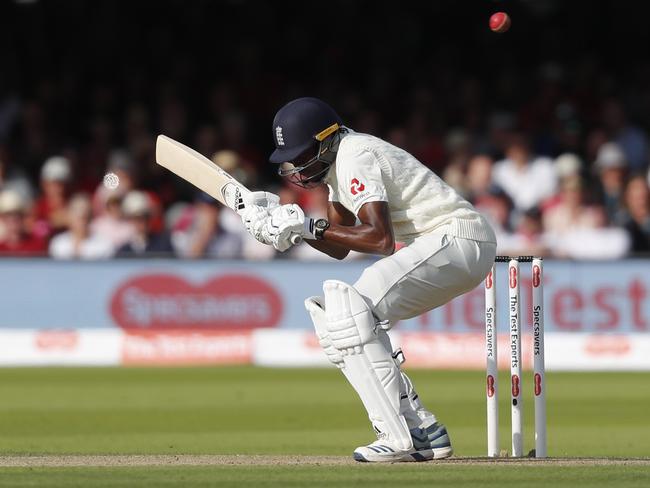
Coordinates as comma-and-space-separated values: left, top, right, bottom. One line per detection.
1, 102, 649, 260
1, 1, 649, 260
0, 149, 337, 260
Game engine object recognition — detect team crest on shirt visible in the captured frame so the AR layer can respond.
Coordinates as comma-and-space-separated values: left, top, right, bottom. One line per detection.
350, 178, 365, 195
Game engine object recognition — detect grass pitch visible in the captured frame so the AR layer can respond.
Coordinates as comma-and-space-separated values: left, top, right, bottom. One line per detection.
0, 367, 649, 486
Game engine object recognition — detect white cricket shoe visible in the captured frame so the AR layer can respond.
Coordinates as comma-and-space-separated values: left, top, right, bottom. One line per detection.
353, 422, 453, 463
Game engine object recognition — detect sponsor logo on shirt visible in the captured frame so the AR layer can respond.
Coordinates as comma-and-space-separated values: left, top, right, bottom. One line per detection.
350, 178, 365, 195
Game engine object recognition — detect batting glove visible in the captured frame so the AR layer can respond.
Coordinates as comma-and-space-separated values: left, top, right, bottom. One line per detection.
266, 204, 315, 251
242, 191, 280, 210
241, 204, 272, 245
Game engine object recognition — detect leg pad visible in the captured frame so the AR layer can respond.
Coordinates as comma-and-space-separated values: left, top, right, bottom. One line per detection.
323, 280, 413, 451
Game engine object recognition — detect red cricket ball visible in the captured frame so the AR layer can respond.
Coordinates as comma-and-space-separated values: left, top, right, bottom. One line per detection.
490, 12, 511, 33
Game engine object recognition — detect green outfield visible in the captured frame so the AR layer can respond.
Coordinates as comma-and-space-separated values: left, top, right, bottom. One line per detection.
0, 367, 649, 486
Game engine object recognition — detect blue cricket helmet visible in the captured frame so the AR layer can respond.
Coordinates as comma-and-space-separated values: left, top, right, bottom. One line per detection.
269, 97, 343, 164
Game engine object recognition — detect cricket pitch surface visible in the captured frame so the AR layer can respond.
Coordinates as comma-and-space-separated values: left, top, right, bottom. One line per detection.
2, 455, 650, 467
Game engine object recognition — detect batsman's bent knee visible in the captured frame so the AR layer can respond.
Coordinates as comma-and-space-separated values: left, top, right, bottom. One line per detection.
304, 296, 344, 368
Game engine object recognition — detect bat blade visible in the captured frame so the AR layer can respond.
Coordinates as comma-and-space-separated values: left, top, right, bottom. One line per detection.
155, 135, 301, 245
155, 135, 248, 212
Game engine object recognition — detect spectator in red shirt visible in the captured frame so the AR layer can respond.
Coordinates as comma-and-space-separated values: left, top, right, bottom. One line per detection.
33, 156, 73, 238
0, 190, 47, 256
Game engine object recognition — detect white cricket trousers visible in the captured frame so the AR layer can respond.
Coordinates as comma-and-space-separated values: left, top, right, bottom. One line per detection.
354, 233, 497, 324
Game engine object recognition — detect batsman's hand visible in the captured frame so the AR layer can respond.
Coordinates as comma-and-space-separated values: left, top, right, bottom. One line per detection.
241, 204, 272, 245
240, 192, 281, 246
266, 204, 311, 252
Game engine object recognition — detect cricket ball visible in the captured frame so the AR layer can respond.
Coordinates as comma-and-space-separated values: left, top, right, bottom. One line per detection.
489, 12, 511, 33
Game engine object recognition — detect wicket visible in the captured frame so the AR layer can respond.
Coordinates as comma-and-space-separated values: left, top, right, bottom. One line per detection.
484, 256, 547, 458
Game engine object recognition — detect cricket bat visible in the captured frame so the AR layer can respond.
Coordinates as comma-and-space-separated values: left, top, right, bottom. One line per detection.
155, 135, 301, 244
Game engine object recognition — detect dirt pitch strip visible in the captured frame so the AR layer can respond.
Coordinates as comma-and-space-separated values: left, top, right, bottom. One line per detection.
1, 455, 650, 468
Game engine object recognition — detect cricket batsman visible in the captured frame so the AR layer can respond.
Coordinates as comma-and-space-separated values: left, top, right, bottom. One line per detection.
241, 97, 497, 462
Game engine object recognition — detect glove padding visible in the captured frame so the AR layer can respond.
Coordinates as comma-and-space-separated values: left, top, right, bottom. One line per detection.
240, 192, 281, 245
266, 204, 311, 252
241, 204, 272, 245
242, 191, 280, 209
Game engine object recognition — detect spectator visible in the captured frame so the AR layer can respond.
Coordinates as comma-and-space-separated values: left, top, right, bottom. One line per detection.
441, 129, 472, 194
543, 177, 605, 234
492, 134, 557, 213
0, 148, 34, 203
473, 186, 517, 253
33, 156, 73, 238
601, 99, 649, 172
116, 191, 175, 257
543, 153, 584, 211
90, 190, 133, 251
212, 149, 256, 189
554, 153, 582, 183
594, 142, 628, 224
465, 155, 495, 203
500, 208, 550, 258
585, 129, 609, 166
49, 194, 113, 260
621, 175, 650, 254
92, 150, 136, 216
217, 110, 263, 171
169, 192, 243, 259
486, 111, 516, 155
0, 190, 47, 256
543, 177, 629, 259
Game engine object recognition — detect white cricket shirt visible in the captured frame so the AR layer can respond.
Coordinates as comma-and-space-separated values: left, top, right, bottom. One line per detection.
325, 131, 496, 244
